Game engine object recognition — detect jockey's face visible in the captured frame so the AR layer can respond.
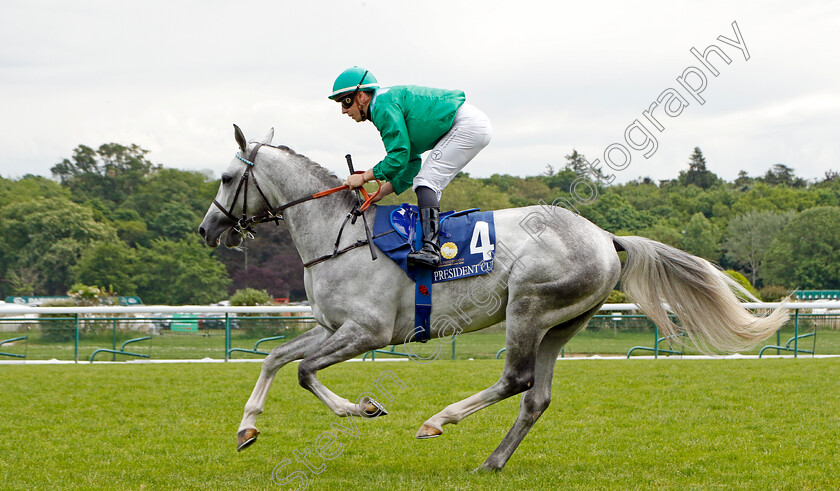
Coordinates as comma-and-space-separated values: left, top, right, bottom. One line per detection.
341, 91, 371, 123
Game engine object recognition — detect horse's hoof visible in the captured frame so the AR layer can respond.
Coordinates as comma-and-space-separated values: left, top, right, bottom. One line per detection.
237, 428, 259, 452
415, 423, 443, 439
362, 399, 387, 417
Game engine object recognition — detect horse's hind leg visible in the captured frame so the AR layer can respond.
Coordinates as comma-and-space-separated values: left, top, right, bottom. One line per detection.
415, 308, 548, 438
479, 304, 602, 471
237, 325, 330, 451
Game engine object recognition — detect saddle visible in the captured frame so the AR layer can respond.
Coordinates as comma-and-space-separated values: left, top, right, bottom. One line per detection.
373, 204, 496, 342
373, 204, 496, 282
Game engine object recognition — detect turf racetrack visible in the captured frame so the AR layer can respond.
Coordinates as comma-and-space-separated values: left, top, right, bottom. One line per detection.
1, 359, 838, 489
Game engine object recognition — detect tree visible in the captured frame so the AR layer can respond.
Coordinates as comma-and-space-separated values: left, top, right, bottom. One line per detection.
148, 202, 201, 241
230, 288, 274, 335
229, 255, 303, 300
73, 241, 139, 295
4, 267, 39, 296
437, 178, 512, 211
542, 163, 555, 177
722, 210, 794, 286
111, 208, 148, 246
581, 194, 656, 234
565, 149, 589, 174
0, 177, 74, 295
760, 164, 806, 188
51, 143, 159, 206
564, 149, 610, 182
135, 237, 231, 305
681, 212, 717, 261
725, 270, 761, 300
481, 174, 518, 193
734, 170, 754, 189
121, 168, 235, 246
678, 147, 719, 190
0, 174, 70, 205
122, 168, 217, 221
639, 223, 683, 249
508, 178, 552, 207
230, 288, 272, 305
214, 224, 306, 300
730, 182, 809, 215
763, 207, 840, 289
0, 198, 118, 295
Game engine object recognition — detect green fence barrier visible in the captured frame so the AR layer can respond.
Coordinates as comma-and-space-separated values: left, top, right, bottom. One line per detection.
0, 335, 28, 359
89, 336, 152, 362
626, 326, 685, 358
0, 305, 837, 362
227, 335, 286, 357
759, 310, 818, 358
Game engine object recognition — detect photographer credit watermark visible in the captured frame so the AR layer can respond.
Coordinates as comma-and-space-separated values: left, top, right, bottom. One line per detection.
547, 20, 750, 218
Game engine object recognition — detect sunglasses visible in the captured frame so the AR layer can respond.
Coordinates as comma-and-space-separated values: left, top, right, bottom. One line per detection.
339, 93, 355, 110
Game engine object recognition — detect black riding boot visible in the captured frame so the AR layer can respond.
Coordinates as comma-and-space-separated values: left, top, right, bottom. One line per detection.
407, 207, 441, 269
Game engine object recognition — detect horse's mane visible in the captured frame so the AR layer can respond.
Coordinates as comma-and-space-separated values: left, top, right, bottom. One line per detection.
267, 144, 344, 187
265, 144, 358, 207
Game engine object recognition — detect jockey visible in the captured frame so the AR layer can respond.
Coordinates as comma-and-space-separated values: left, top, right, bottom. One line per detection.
330, 66, 492, 269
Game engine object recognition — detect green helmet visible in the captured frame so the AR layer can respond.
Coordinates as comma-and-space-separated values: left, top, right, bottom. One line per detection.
328, 67, 379, 100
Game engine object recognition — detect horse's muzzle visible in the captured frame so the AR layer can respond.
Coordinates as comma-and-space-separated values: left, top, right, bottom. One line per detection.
198, 225, 220, 247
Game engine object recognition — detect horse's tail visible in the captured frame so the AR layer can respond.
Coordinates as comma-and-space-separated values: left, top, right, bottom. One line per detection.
613, 235, 788, 354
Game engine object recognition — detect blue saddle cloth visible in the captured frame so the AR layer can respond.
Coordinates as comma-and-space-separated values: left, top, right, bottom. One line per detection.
373, 204, 496, 283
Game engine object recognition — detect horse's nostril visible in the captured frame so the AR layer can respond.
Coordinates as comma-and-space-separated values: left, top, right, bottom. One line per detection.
198, 227, 206, 238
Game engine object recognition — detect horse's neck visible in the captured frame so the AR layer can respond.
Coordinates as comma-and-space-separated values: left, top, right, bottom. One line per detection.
263, 149, 362, 262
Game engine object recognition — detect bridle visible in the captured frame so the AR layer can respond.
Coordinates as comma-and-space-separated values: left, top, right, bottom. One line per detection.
212, 143, 386, 267
212, 143, 279, 238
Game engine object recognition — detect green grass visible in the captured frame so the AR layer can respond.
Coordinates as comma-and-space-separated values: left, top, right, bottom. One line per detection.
1, 359, 839, 489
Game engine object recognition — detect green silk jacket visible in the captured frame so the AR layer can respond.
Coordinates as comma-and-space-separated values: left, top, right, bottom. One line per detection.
369, 85, 466, 194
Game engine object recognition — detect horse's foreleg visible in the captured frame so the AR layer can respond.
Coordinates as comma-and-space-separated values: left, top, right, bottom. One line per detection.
237, 326, 330, 451
297, 320, 391, 418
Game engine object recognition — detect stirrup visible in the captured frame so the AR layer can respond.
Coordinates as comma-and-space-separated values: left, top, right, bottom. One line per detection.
408, 245, 441, 268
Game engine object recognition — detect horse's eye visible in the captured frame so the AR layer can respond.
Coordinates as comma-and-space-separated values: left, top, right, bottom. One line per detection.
222, 174, 233, 184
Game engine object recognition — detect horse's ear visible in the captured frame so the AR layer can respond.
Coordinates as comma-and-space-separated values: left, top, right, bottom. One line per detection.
261, 128, 274, 145
233, 124, 247, 154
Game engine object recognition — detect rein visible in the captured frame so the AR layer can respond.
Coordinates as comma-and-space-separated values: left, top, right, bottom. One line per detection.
212, 143, 383, 266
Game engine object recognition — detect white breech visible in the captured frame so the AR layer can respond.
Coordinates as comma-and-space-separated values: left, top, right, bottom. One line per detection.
412, 103, 492, 201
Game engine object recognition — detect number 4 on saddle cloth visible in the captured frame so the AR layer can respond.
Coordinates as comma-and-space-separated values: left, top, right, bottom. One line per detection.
372, 204, 496, 342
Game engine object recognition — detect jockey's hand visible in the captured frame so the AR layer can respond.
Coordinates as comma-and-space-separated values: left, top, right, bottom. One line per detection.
344, 171, 370, 190
370, 182, 394, 203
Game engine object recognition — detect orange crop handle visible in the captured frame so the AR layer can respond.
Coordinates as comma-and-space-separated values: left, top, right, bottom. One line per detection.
310, 171, 381, 211
354, 171, 382, 211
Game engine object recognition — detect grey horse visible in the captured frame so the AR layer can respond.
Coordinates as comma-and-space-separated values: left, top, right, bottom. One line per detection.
198, 126, 787, 471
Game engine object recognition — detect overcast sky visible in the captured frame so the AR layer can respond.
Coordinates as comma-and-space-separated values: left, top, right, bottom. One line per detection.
1, 0, 838, 187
